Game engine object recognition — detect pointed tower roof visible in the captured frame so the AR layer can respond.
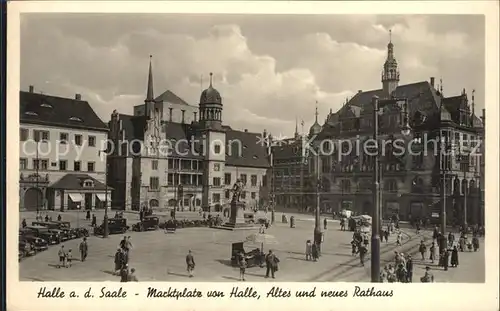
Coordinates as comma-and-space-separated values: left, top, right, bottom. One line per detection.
309, 100, 322, 136
146, 55, 154, 101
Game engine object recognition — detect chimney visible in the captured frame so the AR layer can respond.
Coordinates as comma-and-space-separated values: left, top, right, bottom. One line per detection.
430, 77, 435, 88
358, 90, 362, 94
29, 85, 34, 93
481, 108, 485, 125
75, 94, 81, 100
168, 108, 173, 122
244, 129, 248, 133
193, 112, 197, 122
181, 110, 186, 124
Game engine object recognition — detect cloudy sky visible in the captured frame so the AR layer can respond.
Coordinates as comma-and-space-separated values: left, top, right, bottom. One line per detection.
20, 14, 484, 136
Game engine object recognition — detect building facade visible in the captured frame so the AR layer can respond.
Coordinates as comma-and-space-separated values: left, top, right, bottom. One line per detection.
107, 59, 271, 211
19, 86, 111, 211
310, 37, 484, 225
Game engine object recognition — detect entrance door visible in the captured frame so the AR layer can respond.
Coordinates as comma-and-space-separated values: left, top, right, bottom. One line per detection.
24, 188, 43, 211
85, 193, 92, 210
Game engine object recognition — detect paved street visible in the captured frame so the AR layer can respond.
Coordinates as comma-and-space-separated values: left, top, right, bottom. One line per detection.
19, 210, 483, 282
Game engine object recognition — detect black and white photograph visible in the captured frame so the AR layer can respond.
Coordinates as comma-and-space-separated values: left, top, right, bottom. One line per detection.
13, 5, 493, 289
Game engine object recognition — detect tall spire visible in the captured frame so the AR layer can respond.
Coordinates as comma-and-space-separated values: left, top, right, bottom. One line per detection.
146, 55, 154, 101
382, 29, 399, 96
315, 100, 319, 123
209, 72, 213, 87
472, 89, 476, 116
295, 116, 299, 136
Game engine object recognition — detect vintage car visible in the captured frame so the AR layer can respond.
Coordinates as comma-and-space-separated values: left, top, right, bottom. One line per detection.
22, 226, 60, 244
48, 221, 88, 239
132, 215, 160, 231
19, 233, 49, 252
94, 218, 129, 236
230, 242, 264, 268
32, 221, 72, 241
160, 219, 178, 233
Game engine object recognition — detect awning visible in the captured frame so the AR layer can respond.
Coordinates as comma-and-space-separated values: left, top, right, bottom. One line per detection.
96, 193, 111, 202
68, 193, 83, 202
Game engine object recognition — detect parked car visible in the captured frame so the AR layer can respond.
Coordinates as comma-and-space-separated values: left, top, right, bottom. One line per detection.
31, 222, 71, 241
22, 226, 60, 244
132, 215, 160, 232
94, 218, 129, 236
19, 233, 49, 252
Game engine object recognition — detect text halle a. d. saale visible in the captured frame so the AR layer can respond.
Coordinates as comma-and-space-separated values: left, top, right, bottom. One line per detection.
266, 286, 393, 298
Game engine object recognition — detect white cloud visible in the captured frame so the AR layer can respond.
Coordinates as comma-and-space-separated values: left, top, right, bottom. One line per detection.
20, 14, 484, 136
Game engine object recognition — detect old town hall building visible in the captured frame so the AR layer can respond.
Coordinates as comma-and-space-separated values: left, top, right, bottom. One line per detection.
107, 57, 271, 211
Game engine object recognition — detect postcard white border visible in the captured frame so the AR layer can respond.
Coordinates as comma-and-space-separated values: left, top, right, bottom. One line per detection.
6, 1, 500, 311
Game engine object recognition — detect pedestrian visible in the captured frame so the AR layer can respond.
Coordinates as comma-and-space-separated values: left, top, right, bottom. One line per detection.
79, 237, 88, 262
66, 249, 73, 268
419, 240, 427, 260
86, 210, 91, 221
259, 224, 265, 234
380, 266, 388, 282
396, 263, 407, 283
125, 236, 133, 260
451, 246, 459, 267
323, 218, 328, 230
120, 264, 129, 282
45, 214, 49, 222
443, 249, 449, 271
114, 248, 123, 275
359, 244, 367, 266
340, 218, 346, 231
311, 242, 319, 262
239, 255, 247, 281
396, 232, 402, 246
305, 240, 312, 261
128, 268, 139, 282
384, 230, 389, 243
57, 214, 62, 221
351, 240, 357, 256
57, 245, 66, 268
120, 236, 127, 250
91, 214, 97, 227
387, 264, 396, 283
472, 235, 480, 252
420, 266, 434, 283
429, 242, 436, 263
21, 219, 27, 228
406, 255, 413, 282
186, 250, 195, 277
363, 233, 369, 247
459, 235, 466, 252
265, 250, 279, 279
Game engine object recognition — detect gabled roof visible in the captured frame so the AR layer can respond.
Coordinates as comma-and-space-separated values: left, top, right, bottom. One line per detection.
50, 173, 111, 190
20, 91, 108, 132
155, 90, 194, 107
226, 130, 270, 168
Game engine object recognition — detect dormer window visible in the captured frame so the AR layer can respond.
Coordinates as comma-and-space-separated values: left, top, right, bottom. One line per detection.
40, 103, 53, 108
82, 180, 94, 188
69, 117, 83, 122
25, 111, 38, 116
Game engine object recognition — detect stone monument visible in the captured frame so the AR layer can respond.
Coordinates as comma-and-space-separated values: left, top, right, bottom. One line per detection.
218, 179, 257, 230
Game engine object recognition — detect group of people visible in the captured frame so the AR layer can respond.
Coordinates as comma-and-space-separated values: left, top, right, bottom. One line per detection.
305, 239, 321, 262
379, 252, 414, 282
34, 213, 62, 222
55, 237, 88, 268
114, 236, 138, 282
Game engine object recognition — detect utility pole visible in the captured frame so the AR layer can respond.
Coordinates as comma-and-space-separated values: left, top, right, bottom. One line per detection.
371, 95, 381, 283
313, 150, 322, 252
103, 162, 109, 238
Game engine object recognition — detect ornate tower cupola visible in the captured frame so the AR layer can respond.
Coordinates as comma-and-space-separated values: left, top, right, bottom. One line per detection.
145, 55, 155, 119
381, 30, 400, 97
309, 101, 322, 137
199, 72, 223, 130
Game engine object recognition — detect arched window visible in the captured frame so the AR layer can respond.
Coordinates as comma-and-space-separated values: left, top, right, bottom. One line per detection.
453, 178, 460, 194
149, 199, 159, 208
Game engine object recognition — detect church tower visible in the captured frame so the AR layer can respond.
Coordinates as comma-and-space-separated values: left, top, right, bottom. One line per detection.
144, 55, 156, 119
198, 73, 226, 211
381, 30, 400, 97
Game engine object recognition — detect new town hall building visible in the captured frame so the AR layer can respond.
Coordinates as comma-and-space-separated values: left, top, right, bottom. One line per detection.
272, 37, 485, 226
107, 57, 271, 211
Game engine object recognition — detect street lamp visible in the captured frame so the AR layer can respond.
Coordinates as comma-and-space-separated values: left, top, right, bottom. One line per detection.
103, 162, 109, 238
314, 150, 322, 253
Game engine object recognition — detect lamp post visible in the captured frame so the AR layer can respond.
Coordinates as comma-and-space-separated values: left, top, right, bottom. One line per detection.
370, 95, 381, 282
461, 156, 469, 229
314, 150, 322, 253
103, 162, 109, 238
438, 103, 447, 252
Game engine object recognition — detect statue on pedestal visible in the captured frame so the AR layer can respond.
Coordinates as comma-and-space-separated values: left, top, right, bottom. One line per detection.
231, 179, 244, 203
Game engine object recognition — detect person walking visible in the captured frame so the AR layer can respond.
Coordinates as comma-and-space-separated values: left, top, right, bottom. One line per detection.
359, 244, 367, 267
114, 248, 123, 275
57, 214, 62, 221
406, 255, 413, 282
57, 245, 66, 268
265, 250, 279, 279
323, 218, 328, 230
239, 255, 247, 281
66, 249, 73, 268
443, 249, 450, 271
451, 246, 459, 267
305, 240, 312, 261
429, 242, 436, 263
396, 264, 407, 283
186, 250, 195, 278
120, 264, 129, 282
311, 242, 319, 262
91, 214, 97, 227
419, 240, 427, 260
79, 237, 88, 262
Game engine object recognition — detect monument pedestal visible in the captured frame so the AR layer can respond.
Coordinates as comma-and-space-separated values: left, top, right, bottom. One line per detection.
216, 201, 259, 231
